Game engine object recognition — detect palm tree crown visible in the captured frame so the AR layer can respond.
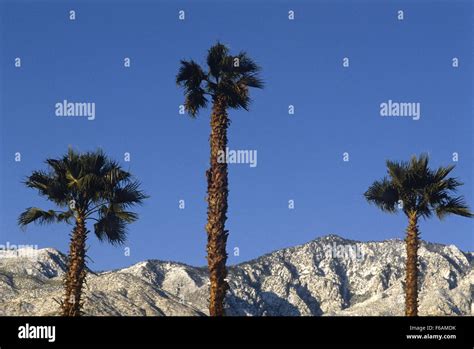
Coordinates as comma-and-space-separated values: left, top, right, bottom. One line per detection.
364, 154, 472, 219
18, 148, 147, 244
176, 42, 263, 116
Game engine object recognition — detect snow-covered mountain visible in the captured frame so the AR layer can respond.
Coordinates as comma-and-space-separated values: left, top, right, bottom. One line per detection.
0, 235, 472, 316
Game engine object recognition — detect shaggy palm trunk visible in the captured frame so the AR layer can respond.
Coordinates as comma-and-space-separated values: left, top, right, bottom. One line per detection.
61, 212, 88, 316
206, 95, 230, 316
405, 211, 419, 316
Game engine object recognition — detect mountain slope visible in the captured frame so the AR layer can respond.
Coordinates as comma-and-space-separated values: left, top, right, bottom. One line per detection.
0, 235, 471, 316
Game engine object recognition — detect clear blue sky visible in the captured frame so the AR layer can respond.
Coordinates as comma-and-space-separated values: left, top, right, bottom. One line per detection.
1, 0, 472, 270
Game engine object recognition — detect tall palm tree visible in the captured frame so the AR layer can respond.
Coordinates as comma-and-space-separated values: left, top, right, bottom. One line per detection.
176, 42, 263, 316
364, 154, 472, 316
18, 149, 148, 316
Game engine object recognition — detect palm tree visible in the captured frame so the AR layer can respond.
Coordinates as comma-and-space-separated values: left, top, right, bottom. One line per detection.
176, 42, 263, 316
364, 154, 472, 316
18, 149, 148, 316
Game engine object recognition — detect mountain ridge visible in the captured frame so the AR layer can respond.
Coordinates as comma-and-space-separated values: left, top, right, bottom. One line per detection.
0, 234, 472, 316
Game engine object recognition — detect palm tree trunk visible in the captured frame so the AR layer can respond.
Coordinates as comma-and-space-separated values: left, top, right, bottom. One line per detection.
61, 212, 88, 316
405, 211, 419, 316
206, 95, 230, 316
